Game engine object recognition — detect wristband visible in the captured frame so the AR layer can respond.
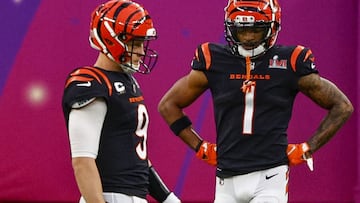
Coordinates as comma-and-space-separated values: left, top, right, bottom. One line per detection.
149, 166, 171, 202
169, 116, 192, 135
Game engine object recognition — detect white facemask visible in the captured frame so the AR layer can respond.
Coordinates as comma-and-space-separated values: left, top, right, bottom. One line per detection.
237, 43, 266, 58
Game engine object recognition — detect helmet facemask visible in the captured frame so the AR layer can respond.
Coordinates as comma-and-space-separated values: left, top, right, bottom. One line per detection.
225, 20, 273, 57
120, 35, 158, 74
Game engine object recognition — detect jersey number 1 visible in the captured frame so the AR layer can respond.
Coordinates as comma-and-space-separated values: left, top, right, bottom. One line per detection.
243, 85, 255, 134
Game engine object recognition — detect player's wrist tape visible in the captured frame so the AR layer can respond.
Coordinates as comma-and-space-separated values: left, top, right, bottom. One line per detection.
149, 166, 171, 202
169, 116, 192, 136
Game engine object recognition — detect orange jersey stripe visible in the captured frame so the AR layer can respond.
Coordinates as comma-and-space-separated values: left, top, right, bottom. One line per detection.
65, 67, 113, 96
70, 68, 102, 84
85, 67, 113, 96
65, 76, 94, 88
201, 42, 211, 70
290, 45, 304, 72
195, 48, 199, 61
245, 56, 251, 80
303, 49, 313, 62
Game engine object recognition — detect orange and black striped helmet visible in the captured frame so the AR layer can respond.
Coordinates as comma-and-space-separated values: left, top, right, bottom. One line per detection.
224, 0, 281, 58
89, 0, 158, 74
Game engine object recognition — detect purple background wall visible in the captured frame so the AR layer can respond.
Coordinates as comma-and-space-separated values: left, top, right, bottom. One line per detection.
0, 0, 357, 202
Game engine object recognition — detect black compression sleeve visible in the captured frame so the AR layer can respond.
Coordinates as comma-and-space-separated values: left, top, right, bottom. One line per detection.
148, 166, 171, 202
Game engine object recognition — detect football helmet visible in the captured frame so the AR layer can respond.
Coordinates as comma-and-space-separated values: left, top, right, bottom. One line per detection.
224, 0, 281, 58
89, 0, 158, 74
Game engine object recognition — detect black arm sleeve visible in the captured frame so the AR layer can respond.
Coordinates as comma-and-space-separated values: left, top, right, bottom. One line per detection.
148, 166, 171, 202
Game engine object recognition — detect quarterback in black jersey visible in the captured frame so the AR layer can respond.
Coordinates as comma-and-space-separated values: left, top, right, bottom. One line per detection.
158, 0, 353, 202
62, 1, 180, 203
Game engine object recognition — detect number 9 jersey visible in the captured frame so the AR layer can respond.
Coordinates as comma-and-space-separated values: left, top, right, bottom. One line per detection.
62, 66, 149, 199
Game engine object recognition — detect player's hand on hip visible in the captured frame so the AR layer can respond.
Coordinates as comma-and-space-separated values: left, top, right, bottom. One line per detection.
195, 141, 217, 166
287, 142, 313, 171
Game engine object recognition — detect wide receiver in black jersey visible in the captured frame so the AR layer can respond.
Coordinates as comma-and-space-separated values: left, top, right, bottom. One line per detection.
62, 1, 180, 203
158, 0, 353, 202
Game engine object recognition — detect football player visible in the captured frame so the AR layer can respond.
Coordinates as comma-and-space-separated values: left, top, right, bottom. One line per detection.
158, 0, 353, 202
62, 1, 180, 203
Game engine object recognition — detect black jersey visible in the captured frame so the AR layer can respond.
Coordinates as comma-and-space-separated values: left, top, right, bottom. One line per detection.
62, 66, 149, 198
191, 43, 318, 178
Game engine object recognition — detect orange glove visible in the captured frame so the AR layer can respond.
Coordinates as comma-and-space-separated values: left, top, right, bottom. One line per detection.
195, 141, 217, 166
287, 142, 313, 170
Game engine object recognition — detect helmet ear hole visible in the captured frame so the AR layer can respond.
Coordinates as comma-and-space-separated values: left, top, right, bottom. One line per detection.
120, 54, 126, 63
118, 33, 127, 41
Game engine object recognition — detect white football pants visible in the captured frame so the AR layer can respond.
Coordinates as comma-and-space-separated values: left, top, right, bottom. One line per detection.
79, 193, 147, 203
214, 165, 289, 203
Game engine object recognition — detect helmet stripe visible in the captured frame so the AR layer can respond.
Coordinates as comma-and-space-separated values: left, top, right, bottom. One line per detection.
124, 9, 143, 33
94, 1, 119, 46
113, 2, 131, 19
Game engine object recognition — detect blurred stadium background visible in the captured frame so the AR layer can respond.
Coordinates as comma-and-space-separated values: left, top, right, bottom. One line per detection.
0, 0, 358, 202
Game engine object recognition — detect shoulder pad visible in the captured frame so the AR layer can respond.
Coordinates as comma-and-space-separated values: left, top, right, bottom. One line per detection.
65, 66, 113, 96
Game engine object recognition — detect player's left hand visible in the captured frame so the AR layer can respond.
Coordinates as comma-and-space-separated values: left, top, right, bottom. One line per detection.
195, 141, 217, 166
287, 142, 313, 171
163, 192, 181, 203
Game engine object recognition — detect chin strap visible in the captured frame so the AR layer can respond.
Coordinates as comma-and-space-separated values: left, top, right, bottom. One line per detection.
236, 43, 266, 58
120, 63, 137, 74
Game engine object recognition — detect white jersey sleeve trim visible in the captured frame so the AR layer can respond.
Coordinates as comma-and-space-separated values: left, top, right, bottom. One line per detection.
68, 98, 107, 158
